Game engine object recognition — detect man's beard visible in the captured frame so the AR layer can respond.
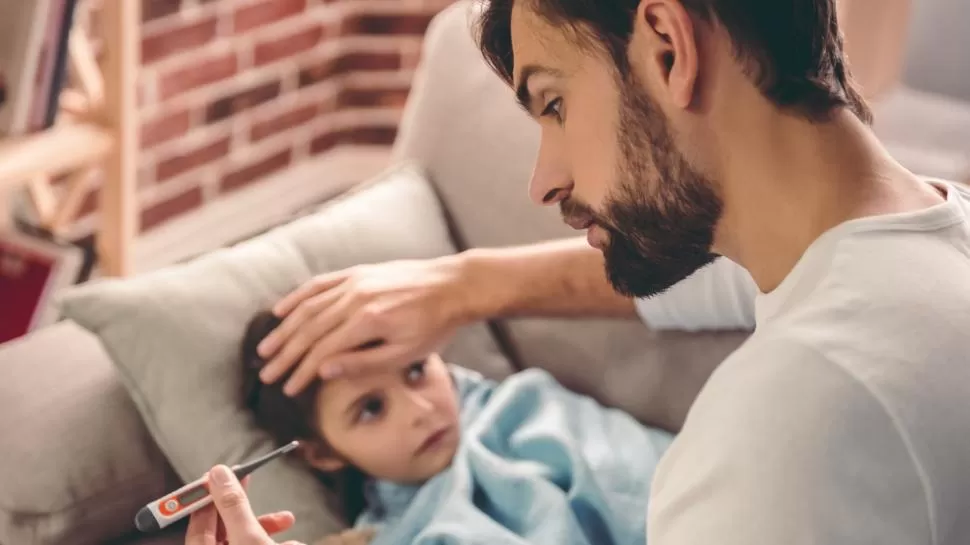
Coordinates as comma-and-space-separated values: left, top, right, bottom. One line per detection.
569, 72, 723, 299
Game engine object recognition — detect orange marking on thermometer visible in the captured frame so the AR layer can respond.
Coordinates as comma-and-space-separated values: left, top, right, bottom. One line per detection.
135, 441, 299, 532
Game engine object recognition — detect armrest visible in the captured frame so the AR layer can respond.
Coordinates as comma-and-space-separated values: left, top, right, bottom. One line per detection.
0, 321, 181, 545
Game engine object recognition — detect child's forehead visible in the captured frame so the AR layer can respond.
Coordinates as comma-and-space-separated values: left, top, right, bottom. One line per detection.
319, 369, 406, 400
327, 369, 402, 389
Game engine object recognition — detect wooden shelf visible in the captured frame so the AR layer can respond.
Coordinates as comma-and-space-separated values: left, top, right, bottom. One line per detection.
0, 123, 113, 190
0, 0, 139, 277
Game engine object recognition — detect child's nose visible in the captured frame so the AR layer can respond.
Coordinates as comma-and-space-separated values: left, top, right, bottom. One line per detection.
403, 391, 435, 423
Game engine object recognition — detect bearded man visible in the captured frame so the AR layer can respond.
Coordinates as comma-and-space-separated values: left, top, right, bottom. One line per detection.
211, 1, 970, 544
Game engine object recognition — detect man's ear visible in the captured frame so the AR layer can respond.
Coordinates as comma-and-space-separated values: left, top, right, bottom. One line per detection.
302, 441, 347, 472
632, 0, 700, 110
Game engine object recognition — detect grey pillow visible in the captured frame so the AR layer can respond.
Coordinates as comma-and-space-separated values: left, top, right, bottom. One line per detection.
58, 163, 511, 542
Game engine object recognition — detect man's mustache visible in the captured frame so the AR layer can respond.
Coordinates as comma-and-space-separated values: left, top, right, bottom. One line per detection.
560, 198, 613, 231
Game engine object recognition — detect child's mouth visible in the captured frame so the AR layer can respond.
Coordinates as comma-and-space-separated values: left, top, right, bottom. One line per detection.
416, 427, 451, 455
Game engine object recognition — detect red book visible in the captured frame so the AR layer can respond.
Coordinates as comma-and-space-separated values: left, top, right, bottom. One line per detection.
0, 229, 81, 344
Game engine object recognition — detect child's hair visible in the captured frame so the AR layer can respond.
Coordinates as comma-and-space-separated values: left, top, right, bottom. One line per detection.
241, 311, 321, 446
241, 310, 366, 522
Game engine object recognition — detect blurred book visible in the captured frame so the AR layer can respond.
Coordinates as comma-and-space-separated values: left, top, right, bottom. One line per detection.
33, 0, 81, 131
0, 227, 82, 344
0, 0, 79, 137
0, 0, 54, 136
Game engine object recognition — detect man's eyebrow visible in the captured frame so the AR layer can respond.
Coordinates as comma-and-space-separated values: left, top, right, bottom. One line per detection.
514, 64, 562, 115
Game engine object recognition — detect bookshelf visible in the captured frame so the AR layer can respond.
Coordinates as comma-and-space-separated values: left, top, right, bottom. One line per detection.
0, 0, 139, 277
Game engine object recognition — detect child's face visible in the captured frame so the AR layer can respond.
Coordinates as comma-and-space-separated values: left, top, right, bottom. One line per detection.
309, 354, 461, 484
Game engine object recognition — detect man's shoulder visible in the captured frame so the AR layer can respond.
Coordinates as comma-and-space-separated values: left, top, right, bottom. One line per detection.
649, 335, 936, 544
695, 336, 876, 413
678, 336, 909, 464
660, 335, 921, 489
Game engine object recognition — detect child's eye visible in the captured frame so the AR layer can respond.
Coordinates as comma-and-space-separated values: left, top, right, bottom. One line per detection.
541, 97, 564, 123
357, 396, 385, 423
405, 361, 427, 384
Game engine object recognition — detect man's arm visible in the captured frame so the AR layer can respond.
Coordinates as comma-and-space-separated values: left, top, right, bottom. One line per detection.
455, 239, 758, 332
649, 340, 931, 544
260, 237, 756, 389
454, 237, 637, 321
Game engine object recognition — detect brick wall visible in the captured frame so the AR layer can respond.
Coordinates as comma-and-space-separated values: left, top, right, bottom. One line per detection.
74, 0, 456, 234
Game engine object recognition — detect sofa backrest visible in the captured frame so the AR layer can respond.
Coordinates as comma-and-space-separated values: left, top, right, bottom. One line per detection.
900, 0, 970, 101
392, 0, 746, 430
392, 2, 552, 249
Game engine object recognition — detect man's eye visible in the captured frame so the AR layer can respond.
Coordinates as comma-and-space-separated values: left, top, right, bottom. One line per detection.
357, 396, 385, 423
541, 97, 563, 122
405, 361, 427, 384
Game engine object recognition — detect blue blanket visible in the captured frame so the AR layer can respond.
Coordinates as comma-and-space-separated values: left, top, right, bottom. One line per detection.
356, 368, 675, 545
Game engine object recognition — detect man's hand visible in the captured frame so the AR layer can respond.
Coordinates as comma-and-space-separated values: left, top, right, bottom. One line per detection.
185, 466, 304, 545
256, 258, 469, 395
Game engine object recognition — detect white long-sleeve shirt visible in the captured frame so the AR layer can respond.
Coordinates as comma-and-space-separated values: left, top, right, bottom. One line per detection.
635, 256, 758, 332
634, 181, 970, 545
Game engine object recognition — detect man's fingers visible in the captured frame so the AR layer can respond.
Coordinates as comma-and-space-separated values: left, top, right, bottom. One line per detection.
258, 285, 343, 360
185, 504, 219, 545
315, 344, 407, 381
286, 318, 377, 390
273, 271, 348, 317
208, 465, 267, 543
258, 511, 296, 535
259, 289, 346, 382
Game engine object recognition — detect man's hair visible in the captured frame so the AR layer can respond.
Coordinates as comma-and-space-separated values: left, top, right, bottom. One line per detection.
477, 0, 873, 124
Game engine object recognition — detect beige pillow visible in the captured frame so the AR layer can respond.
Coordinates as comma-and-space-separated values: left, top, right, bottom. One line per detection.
59, 163, 512, 542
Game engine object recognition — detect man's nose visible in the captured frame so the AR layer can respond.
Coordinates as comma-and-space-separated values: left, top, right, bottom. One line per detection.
528, 135, 571, 206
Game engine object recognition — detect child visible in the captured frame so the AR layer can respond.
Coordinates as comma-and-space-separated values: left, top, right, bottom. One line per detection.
242, 310, 672, 545
241, 311, 489, 541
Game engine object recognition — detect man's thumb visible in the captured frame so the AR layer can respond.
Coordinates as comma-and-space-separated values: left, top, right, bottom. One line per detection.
209, 465, 265, 542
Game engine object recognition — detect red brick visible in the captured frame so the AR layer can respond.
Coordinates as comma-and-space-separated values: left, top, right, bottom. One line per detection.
141, 185, 204, 232
233, 0, 307, 34
142, 16, 219, 64
205, 79, 282, 123
253, 23, 325, 66
298, 51, 400, 88
155, 136, 231, 182
250, 104, 318, 141
142, 0, 181, 22
336, 86, 411, 109
310, 126, 397, 154
220, 148, 294, 193
157, 51, 238, 100
141, 108, 193, 148
340, 13, 434, 36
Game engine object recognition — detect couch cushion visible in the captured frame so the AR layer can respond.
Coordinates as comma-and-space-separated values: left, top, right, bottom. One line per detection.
871, 86, 970, 182
392, 0, 747, 431
0, 321, 182, 545
58, 163, 512, 543
899, 0, 970, 102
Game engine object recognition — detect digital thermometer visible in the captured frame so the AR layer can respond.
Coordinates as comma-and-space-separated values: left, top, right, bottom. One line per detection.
135, 441, 299, 532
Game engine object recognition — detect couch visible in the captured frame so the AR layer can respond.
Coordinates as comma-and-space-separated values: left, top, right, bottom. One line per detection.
1, 1, 966, 544
0, 4, 745, 544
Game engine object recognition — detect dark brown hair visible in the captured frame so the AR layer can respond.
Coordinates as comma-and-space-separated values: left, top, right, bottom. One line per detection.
241, 311, 366, 523
477, 0, 873, 124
